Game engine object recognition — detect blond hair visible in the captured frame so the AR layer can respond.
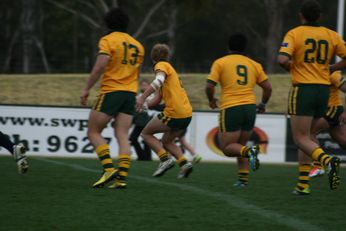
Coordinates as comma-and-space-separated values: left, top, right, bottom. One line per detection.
151, 43, 170, 62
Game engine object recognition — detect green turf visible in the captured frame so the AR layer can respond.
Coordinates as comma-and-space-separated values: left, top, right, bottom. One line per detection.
0, 156, 345, 230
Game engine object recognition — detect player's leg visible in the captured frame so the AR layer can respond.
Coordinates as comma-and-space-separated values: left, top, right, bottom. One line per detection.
142, 140, 152, 161
87, 109, 117, 187
292, 149, 312, 195
290, 85, 340, 190
141, 115, 174, 177
0, 131, 28, 174
234, 157, 249, 187
89, 92, 132, 188
129, 125, 145, 160
110, 112, 133, 189
330, 124, 346, 149
0, 131, 15, 153
179, 136, 202, 163
162, 129, 193, 179
220, 131, 259, 171
309, 117, 329, 177
220, 105, 259, 171
233, 130, 253, 187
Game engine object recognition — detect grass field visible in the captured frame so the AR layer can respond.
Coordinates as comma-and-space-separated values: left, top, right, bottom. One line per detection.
1, 156, 345, 231
0, 74, 293, 112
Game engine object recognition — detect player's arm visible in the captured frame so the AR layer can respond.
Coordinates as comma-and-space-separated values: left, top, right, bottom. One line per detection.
205, 80, 218, 109
330, 59, 346, 73
277, 54, 292, 72
330, 33, 346, 73
147, 91, 163, 108
277, 31, 294, 72
80, 54, 110, 106
257, 80, 272, 113
136, 71, 166, 111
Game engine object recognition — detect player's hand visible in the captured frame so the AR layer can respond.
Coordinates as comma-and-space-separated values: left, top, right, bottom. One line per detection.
80, 89, 89, 106
136, 96, 146, 112
256, 103, 266, 113
209, 98, 218, 109
339, 111, 346, 124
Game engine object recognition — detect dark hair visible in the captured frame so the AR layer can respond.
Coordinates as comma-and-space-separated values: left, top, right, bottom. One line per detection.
301, 0, 321, 22
104, 8, 129, 32
228, 33, 247, 52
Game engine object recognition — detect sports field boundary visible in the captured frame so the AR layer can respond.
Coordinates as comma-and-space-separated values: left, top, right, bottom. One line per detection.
35, 157, 324, 231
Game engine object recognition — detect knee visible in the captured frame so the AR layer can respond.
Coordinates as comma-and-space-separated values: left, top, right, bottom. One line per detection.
292, 134, 307, 147
87, 130, 96, 140
141, 132, 149, 142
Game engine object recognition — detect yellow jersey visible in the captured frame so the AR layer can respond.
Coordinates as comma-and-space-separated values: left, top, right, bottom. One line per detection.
207, 53, 268, 109
98, 32, 144, 94
328, 71, 346, 107
279, 23, 346, 85
154, 62, 192, 118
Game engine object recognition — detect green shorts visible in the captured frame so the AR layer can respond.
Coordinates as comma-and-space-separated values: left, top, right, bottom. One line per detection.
288, 84, 329, 118
158, 113, 191, 131
92, 91, 136, 116
219, 104, 256, 132
324, 105, 344, 127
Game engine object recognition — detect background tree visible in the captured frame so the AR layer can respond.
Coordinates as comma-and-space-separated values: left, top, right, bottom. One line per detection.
0, 0, 343, 73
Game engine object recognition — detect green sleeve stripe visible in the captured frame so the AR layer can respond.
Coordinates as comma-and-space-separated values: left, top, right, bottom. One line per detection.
207, 79, 217, 86
278, 52, 291, 58
98, 52, 110, 56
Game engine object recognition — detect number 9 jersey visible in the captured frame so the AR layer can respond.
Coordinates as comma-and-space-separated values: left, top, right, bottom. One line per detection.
207, 53, 268, 110
98, 32, 145, 94
279, 22, 346, 85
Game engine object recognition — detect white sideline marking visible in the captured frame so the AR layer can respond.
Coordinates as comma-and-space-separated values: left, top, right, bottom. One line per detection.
36, 157, 323, 231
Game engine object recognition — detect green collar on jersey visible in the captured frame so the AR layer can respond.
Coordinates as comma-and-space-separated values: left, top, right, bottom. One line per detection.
303, 21, 320, 27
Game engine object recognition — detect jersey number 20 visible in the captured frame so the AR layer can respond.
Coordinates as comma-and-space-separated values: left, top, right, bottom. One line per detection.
304, 39, 329, 64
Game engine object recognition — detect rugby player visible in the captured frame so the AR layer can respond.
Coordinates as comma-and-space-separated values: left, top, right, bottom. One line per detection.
206, 33, 272, 187
0, 131, 28, 173
277, 0, 346, 194
80, 8, 144, 189
309, 71, 346, 177
136, 44, 194, 179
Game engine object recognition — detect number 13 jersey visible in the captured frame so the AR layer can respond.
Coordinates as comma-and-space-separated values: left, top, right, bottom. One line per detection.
207, 53, 268, 109
279, 23, 346, 85
98, 32, 145, 94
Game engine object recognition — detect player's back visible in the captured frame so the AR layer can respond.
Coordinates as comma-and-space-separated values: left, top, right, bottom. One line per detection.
280, 24, 346, 85
98, 32, 145, 93
210, 54, 267, 109
155, 61, 192, 118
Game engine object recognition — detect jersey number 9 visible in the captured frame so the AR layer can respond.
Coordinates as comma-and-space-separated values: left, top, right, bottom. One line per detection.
236, 65, 248, 85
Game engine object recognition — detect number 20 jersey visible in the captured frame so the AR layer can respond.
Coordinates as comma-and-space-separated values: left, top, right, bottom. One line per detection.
279, 24, 346, 85
98, 32, 145, 94
208, 54, 268, 109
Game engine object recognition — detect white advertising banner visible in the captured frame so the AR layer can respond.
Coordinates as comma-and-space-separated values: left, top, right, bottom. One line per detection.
0, 105, 286, 163
189, 112, 287, 163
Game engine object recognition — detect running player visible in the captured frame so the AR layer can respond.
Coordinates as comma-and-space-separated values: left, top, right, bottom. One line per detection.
309, 71, 346, 177
80, 8, 144, 189
136, 44, 193, 179
206, 33, 272, 186
277, 0, 346, 194
0, 131, 28, 173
